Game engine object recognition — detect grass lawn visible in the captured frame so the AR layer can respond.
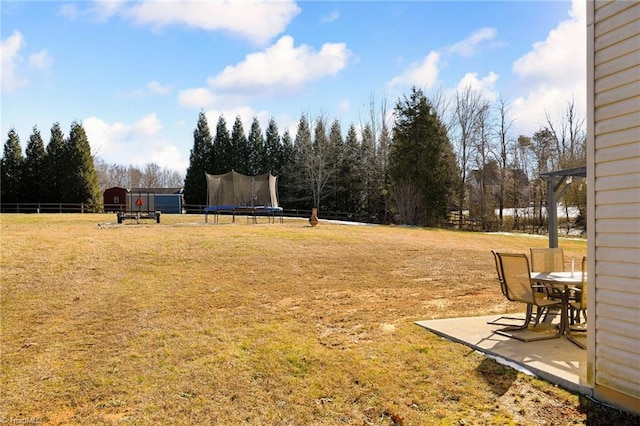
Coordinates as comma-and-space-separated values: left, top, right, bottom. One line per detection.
1, 213, 635, 425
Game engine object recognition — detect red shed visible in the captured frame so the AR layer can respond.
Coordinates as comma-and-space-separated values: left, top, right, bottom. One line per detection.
103, 187, 128, 212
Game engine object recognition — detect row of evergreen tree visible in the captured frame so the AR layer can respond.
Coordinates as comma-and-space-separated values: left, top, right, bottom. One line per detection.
1, 122, 101, 208
184, 87, 458, 225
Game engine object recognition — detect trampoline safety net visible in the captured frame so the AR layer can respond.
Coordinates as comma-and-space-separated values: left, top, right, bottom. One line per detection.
205, 171, 279, 208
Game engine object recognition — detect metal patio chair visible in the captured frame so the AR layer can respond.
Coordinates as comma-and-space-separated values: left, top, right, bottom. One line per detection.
493, 252, 563, 343
570, 256, 588, 325
530, 247, 565, 273
487, 251, 538, 327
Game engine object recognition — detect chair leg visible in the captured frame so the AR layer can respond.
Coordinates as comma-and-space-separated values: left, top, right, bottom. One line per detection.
487, 303, 533, 331
532, 306, 547, 326
494, 328, 562, 343
495, 304, 563, 343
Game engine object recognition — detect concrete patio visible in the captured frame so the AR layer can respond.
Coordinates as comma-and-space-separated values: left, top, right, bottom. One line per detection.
415, 314, 590, 395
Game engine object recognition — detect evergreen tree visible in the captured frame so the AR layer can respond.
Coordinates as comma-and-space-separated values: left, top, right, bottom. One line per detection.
389, 87, 459, 226
376, 118, 392, 223
211, 115, 231, 174
230, 115, 249, 174
184, 112, 213, 207
1, 128, 25, 205
264, 117, 281, 175
293, 114, 315, 210
340, 124, 365, 215
278, 129, 295, 208
64, 121, 100, 210
45, 122, 67, 203
247, 117, 266, 175
361, 124, 377, 220
23, 126, 48, 203
325, 119, 344, 213
310, 116, 334, 212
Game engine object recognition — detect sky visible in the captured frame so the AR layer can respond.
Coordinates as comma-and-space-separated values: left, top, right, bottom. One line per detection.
1, 0, 586, 175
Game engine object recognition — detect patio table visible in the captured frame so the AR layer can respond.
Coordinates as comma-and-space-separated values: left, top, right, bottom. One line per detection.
531, 271, 586, 349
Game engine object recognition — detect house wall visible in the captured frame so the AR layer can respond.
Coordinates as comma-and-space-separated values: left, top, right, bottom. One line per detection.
587, 0, 640, 414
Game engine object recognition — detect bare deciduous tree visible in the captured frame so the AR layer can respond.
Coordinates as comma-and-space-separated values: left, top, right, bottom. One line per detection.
453, 86, 485, 228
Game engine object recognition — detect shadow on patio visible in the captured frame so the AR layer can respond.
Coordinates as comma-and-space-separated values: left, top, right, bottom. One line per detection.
415, 313, 590, 395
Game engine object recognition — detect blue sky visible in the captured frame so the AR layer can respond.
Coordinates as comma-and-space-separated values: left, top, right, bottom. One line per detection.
2, 0, 586, 175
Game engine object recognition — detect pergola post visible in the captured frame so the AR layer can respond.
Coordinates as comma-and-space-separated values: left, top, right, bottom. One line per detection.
547, 178, 559, 248
540, 166, 586, 249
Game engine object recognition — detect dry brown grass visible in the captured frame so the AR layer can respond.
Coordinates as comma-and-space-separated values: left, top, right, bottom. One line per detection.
0, 213, 632, 425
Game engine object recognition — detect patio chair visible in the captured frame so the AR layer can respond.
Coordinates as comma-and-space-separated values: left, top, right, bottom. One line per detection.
530, 247, 565, 272
493, 252, 562, 342
487, 251, 538, 327
570, 256, 588, 325
530, 247, 568, 316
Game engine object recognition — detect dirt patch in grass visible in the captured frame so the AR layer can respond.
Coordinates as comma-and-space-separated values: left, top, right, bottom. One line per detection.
1, 214, 637, 425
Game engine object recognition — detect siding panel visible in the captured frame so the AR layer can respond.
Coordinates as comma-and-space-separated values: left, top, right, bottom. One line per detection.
596, 246, 640, 263
594, 109, 640, 135
597, 276, 640, 295
594, 1, 639, 29
597, 260, 640, 279
597, 353, 640, 383
595, 80, 640, 106
597, 303, 640, 327
595, 204, 640, 219
598, 288, 640, 308
595, 33, 640, 71
596, 327, 639, 353
595, 188, 640, 204
595, 65, 640, 94
596, 233, 640, 248
595, 142, 640, 162
595, 96, 640, 121
598, 286, 640, 302
595, 19, 640, 53
594, 171, 640, 190
592, 0, 640, 407
596, 155, 640, 175
596, 128, 640, 148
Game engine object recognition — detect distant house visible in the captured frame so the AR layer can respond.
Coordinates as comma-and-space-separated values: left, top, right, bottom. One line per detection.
103, 187, 184, 214
587, 0, 640, 414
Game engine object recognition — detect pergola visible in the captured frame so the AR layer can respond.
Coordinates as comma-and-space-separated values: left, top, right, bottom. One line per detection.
540, 166, 587, 248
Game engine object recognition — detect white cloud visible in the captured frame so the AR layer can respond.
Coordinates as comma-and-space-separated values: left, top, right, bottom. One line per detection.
147, 81, 171, 96
84, 113, 188, 171
59, 0, 126, 22
510, 0, 587, 136
122, 0, 300, 45
178, 87, 217, 108
448, 27, 497, 57
1, 31, 28, 92
339, 98, 350, 111
207, 35, 351, 93
321, 9, 340, 24
116, 81, 172, 100
28, 49, 54, 70
387, 51, 440, 89
456, 72, 499, 103
132, 112, 163, 137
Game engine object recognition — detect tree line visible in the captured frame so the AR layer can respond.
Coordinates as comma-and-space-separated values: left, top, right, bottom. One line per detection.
1, 122, 101, 210
2, 86, 586, 230
184, 86, 586, 229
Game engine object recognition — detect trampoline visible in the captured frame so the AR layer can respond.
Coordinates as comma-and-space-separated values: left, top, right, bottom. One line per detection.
204, 171, 283, 223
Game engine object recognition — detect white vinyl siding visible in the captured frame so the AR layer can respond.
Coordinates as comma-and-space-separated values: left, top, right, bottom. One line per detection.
590, 0, 640, 407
